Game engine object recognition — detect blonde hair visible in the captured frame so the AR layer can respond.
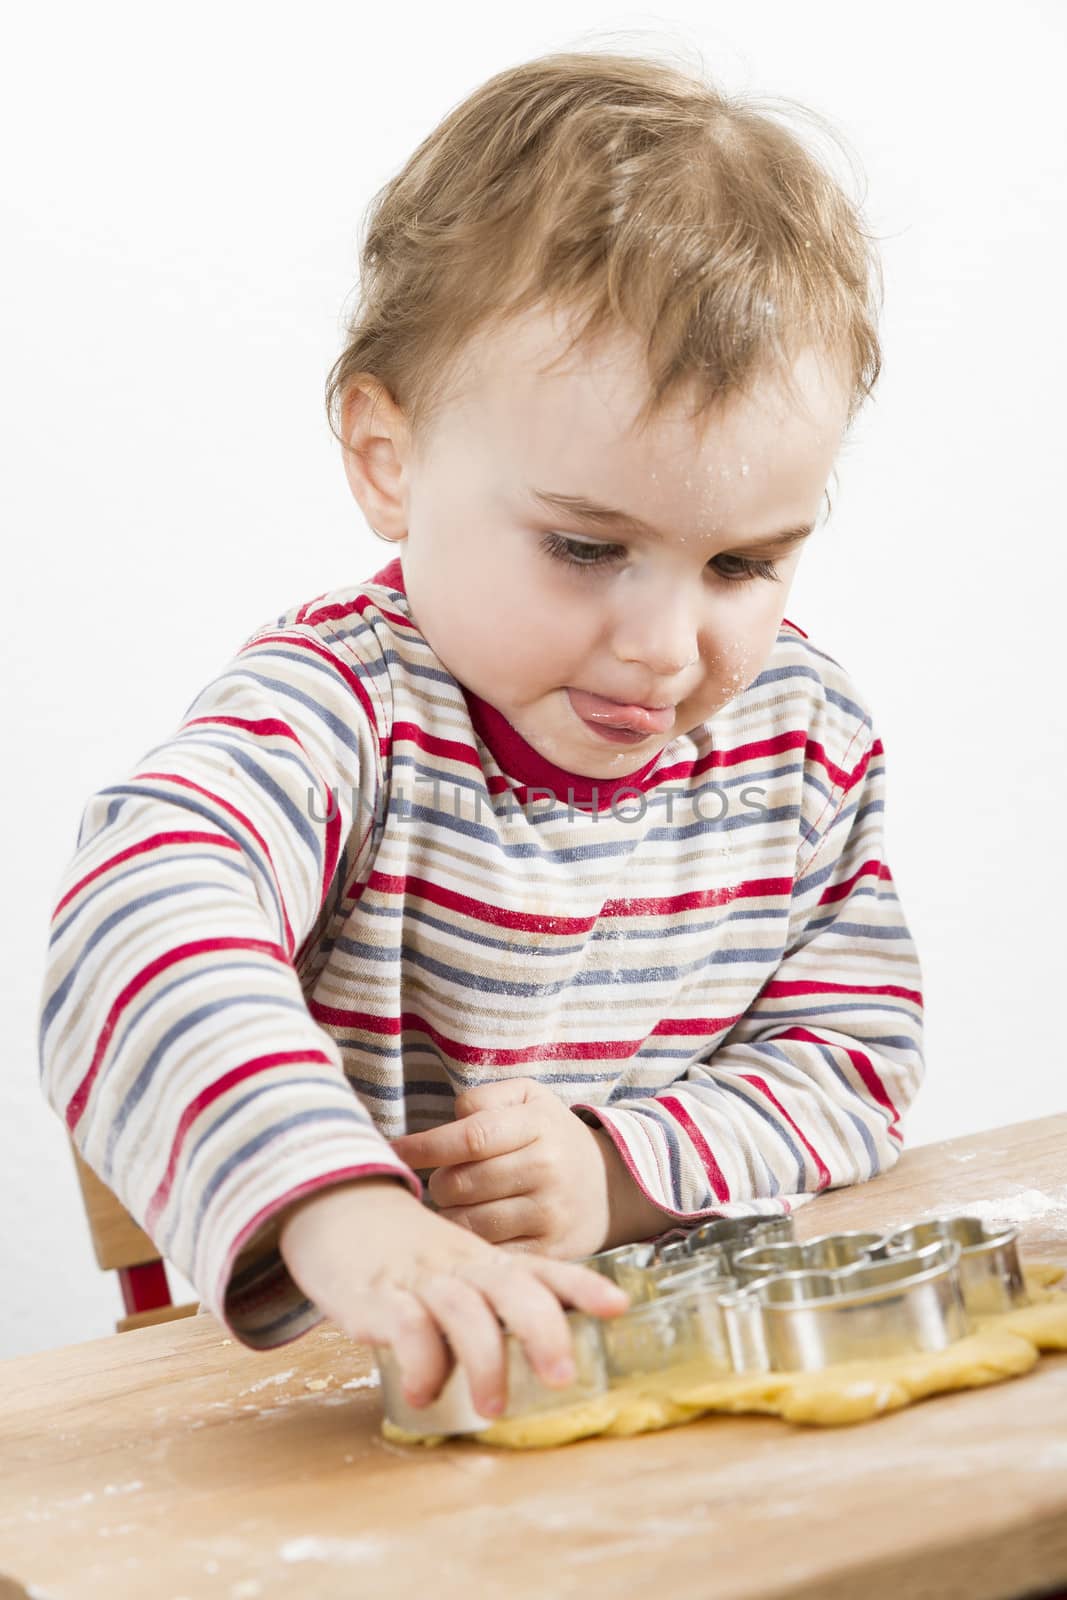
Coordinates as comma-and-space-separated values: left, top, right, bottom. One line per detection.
325, 48, 883, 454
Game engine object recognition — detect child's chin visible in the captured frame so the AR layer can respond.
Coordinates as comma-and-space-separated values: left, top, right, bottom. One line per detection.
567, 739, 666, 777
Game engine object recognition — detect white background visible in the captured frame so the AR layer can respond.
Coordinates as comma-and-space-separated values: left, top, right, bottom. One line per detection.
2, 1, 1064, 1361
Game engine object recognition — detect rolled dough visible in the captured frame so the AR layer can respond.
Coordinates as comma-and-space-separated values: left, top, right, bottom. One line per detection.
381, 1263, 1067, 1449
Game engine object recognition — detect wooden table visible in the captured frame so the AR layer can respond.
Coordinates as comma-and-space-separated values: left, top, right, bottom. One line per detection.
3, 1113, 1067, 1600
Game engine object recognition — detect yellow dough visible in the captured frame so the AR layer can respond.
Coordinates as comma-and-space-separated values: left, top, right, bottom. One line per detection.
381, 1263, 1067, 1449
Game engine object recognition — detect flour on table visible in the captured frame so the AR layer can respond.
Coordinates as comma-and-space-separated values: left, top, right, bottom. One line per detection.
928, 1187, 1067, 1231
280, 1536, 388, 1565
240, 1367, 296, 1395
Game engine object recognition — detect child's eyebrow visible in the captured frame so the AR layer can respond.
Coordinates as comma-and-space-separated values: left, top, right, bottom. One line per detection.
529, 488, 815, 551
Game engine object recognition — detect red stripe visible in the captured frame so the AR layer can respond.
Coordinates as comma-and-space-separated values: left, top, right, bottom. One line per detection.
185, 714, 303, 740
761, 978, 923, 1007
773, 1025, 902, 1127
294, 592, 330, 624
650, 1011, 745, 1037
307, 1001, 657, 1066
842, 736, 880, 793
816, 857, 890, 905
145, 1048, 335, 1230
320, 788, 342, 916
389, 721, 494, 772
657, 1095, 731, 1201
134, 771, 296, 956
601, 879, 792, 917
344, 867, 793, 923
343, 869, 598, 929
65, 936, 289, 1134
53, 831, 240, 918
804, 736, 873, 794
302, 594, 413, 633
737, 1073, 832, 1189
705, 729, 806, 772
781, 616, 808, 639
300, 598, 364, 626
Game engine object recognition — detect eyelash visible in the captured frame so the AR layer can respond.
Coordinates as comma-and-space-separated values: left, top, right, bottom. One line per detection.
538, 532, 781, 585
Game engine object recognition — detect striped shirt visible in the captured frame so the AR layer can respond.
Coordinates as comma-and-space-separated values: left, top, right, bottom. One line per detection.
38, 556, 924, 1349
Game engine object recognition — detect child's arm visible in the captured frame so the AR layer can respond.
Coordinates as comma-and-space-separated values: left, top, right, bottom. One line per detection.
37, 611, 426, 1347
573, 722, 924, 1225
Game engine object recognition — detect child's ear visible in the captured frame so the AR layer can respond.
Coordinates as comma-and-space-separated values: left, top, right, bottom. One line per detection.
339, 377, 411, 542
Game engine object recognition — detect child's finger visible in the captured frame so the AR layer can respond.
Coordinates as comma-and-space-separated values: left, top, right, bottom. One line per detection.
391, 1105, 537, 1170
347, 1280, 454, 1409
435, 1194, 536, 1243
415, 1273, 510, 1417
459, 1257, 580, 1391
427, 1147, 532, 1210
525, 1255, 632, 1317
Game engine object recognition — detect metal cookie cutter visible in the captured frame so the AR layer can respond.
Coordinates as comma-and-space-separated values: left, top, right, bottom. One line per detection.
377, 1213, 1027, 1433
881, 1215, 1028, 1315
582, 1215, 795, 1303
644, 1246, 732, 1295
601, 1268, 738, 1380
732, 1230, 888, 1285
718, 1237, 970, 1373
375, 1310, 607, 1438
685, 1214, 796, 1268
581, 1240, 659, 1302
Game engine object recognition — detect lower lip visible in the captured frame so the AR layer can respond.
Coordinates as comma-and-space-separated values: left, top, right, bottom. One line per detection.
579, 721, 652, 745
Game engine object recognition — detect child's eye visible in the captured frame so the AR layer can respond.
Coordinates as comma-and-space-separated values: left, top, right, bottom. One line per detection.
538, 532, 779, 585
540, 532, 625, 570
711, 552, 781, 584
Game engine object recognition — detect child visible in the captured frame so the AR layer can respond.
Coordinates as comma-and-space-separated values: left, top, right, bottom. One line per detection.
38, 49, 923, 1421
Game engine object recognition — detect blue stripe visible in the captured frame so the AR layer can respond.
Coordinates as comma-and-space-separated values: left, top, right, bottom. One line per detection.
804, 918, 912, 941
50, 850, 251, 945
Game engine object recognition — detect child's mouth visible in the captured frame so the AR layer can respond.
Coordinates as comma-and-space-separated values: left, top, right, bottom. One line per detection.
566, 688, 675, 742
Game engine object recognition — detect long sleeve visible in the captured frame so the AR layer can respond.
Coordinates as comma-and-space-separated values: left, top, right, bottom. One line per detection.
38, 614, 421, 1349
574, 727, 924, 1221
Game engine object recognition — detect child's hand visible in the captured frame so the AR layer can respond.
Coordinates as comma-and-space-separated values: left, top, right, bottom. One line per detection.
276, 1178, 628, 1415
389, 1078, 617, 1259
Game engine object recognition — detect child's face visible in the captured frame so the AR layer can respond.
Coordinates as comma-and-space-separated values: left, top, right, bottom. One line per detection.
357, 304, 850, 780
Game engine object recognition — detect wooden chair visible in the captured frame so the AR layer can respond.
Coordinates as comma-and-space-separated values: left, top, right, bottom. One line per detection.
69, 1140, 199, 1333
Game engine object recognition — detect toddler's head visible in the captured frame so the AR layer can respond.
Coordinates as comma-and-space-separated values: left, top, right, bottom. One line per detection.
327, 49, 881, 778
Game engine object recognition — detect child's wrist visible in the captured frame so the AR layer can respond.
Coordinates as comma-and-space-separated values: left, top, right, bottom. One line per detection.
591, 1126, 676, 1250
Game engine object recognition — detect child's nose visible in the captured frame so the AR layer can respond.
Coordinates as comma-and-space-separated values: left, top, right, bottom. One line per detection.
611, 589, 702, 679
